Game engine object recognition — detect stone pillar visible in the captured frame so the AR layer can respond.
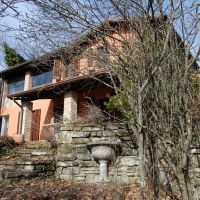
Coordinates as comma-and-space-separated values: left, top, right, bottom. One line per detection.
63, 91, 77, 122
99, 160, 108, 182
2, 79, 8, 95
1, 79, 8, 110
1, 117, 7, 136
21, 101, 33, 141
24, 71, 32, 91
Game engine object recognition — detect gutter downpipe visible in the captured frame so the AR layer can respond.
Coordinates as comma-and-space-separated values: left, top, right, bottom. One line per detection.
0, 80, 4, 136
0, 80, 4, 113
12, 97, 23, 135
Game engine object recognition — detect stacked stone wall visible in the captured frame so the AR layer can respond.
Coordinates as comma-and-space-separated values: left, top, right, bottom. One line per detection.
56, 123, 200, 197
56, 123, 140, 184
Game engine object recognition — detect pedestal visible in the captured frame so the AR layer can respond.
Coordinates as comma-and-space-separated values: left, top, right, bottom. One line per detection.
99, 160, 108, 182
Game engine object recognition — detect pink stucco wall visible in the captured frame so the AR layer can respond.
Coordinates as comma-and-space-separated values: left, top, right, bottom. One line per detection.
1, 99, 54, 140
32, 99, 54, 140
1, 86, 114, 141
1, 106, 21, 136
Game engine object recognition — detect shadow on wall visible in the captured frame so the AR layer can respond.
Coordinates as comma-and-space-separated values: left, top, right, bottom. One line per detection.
40, 99, 55, 141
40, 97, 64, 141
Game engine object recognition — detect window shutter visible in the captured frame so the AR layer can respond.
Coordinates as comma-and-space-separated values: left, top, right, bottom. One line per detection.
87, 49, 95, 73
53, 60, 60, 80
74, 59, 80, 77
98, 46, 107, 68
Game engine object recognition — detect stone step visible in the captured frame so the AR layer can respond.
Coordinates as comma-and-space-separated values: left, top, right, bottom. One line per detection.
1, 168, 33, 180
0, 161, 32, 173
0, 160, 56, 183
0, 141, 55, 184
0, 158, 55, 174
24, 141, 52, 150
17, 150, 53, 158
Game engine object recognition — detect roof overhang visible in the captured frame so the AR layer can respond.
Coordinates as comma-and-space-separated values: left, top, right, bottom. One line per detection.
0, 59, 54, 79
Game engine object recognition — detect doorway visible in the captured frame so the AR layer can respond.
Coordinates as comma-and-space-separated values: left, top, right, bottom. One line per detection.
31, 109, 41, 141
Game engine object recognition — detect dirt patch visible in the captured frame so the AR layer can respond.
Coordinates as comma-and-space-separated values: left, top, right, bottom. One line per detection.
0, 178, 180, 200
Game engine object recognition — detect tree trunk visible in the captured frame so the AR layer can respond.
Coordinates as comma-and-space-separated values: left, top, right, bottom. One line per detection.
177, 170, 193, 200
139, 131, 146, 200
137, 88, 147, 199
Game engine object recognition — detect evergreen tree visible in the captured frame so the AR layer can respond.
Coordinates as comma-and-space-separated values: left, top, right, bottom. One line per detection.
3, 42, 26, 67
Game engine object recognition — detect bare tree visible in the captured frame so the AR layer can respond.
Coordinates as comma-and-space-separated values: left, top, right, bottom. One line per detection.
0, 0, 20, 17
5, 0, 200, 199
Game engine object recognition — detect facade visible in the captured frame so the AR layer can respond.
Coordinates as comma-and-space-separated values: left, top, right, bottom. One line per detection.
0, 58, 114, 142
0, 21, 129, 142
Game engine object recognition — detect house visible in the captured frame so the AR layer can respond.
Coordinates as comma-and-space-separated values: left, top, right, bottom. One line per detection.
0, 20, 130, 142
1, 17, 192, 143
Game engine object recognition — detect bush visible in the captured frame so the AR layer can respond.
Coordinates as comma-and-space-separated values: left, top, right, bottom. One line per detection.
75, 104, 105, 124
0, 136, 16, 155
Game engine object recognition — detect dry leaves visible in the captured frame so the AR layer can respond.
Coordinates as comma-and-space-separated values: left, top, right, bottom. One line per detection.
0, 178, 180, 200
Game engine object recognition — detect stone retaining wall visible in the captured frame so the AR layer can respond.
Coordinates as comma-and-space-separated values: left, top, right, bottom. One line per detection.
0, 159, 55, 184
0, 141, 56, 185
1, 124, 199, 196
56, 123, 140, 184
56, 122, 200, 197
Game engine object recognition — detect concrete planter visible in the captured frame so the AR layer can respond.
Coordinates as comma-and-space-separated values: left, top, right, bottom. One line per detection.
12, 134, 24, 143
87, 140, 121, 182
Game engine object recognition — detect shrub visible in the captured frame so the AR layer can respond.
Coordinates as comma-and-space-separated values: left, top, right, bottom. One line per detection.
75, 104, 105, 124
0, 136, 16, 155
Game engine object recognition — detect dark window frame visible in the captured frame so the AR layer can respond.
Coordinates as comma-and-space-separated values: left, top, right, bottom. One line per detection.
98, 46, 109, 68
7, 76, 25, 95
32, 70, 53, 87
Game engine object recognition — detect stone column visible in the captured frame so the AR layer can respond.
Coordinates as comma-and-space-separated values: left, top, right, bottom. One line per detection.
21, 101, 33, 142
24, 71, 32, 91
1, 79, 8, 110
63, 91, 77, 122
3, 79, 8, 94
99, 160, 108, 182
1, 117, 7, 136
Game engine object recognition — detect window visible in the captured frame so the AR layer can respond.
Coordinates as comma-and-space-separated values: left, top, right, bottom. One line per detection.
66, 59, 80, 79
87, 49, 94, 71
8, 77, 24, 94
98, 46, 108, 68
88, 57, 94, 69
32, 71, 53, 87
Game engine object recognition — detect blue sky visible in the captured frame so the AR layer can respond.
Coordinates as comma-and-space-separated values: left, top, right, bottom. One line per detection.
0, 2, 31, 70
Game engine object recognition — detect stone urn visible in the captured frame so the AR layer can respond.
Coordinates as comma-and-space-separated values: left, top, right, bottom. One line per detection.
12, 134, 24, 143
87, 140, 121, 182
